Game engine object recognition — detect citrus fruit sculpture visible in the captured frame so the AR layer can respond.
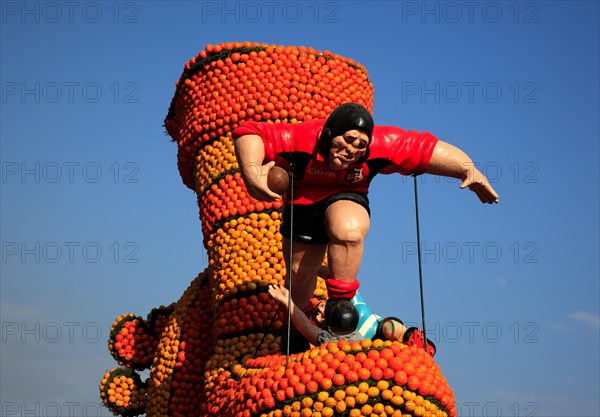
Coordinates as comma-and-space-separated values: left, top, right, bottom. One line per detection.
99, 42, 457, 417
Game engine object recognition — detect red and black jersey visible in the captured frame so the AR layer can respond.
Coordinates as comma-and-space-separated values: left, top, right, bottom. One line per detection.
233, 119, 439, 205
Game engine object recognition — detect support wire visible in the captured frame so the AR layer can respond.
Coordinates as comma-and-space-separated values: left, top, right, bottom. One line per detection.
413, 174, 428, 351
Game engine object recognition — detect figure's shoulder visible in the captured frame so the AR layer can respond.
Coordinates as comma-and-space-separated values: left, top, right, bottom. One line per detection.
235, 119, 324, 138
291, 119, 325, 137
368, 125, 407, 158
348, 331, 365, 342
279, 119, 324, 151
316, 327, 334, 345
371, 125, 407, 145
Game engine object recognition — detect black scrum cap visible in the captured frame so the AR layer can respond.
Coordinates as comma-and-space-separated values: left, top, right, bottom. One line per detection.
319, 103, 374, 160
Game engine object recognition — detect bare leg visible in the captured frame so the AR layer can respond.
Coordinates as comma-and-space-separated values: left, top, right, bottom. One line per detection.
324, 200, 370, 282
282, 238, 327, 310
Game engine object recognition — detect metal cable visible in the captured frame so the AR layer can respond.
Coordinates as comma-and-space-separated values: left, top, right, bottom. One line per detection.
285, 164, 295, 366
252, 164, 294, 364
413, 174, 428, 352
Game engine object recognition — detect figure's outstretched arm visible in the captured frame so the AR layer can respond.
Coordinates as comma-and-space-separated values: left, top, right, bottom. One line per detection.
234, 134, 281, 202
426, 140, 499, 204
268, 285, 319, 345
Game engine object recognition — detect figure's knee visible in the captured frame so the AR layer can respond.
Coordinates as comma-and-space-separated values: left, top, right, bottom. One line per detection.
327, 220, 368, 246
325, 201, 370, 245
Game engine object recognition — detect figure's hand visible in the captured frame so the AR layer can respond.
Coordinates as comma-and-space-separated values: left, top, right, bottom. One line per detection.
460, 167, 499, 204
242, 161, 282, 202
427, 141, 499, 204
268, 285, 289, 306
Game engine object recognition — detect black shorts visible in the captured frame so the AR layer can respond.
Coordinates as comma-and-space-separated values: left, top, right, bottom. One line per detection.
280, 192, 370, 244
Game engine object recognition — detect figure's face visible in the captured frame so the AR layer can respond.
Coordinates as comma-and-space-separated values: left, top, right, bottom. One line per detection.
312, 301, 326, 327
328, 129, 369, 171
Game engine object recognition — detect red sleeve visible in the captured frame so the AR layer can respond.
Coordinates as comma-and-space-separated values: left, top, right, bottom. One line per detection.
233, 121, 285, 162
233, 120, 324, 162
371, 125, 439, 175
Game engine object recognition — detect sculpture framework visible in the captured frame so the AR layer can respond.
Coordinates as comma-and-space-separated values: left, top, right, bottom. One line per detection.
99, 42, 457, 417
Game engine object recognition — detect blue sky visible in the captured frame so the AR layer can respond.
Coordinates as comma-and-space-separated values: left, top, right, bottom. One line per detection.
1, 1, 598, 416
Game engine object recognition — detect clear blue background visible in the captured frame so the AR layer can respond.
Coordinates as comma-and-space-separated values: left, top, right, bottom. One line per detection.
1, 1, 598, 416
